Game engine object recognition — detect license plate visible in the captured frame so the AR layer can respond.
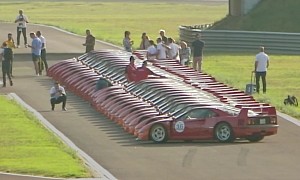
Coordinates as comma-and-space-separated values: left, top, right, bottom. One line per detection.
260, 118, 266, 124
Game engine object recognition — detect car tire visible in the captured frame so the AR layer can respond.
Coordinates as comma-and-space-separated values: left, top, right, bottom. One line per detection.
214, 122, 234, 143
246, 135, 264, 142
150, 124, 167, 143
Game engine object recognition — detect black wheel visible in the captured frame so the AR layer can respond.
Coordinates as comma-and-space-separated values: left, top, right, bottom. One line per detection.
150, 124, 167, 143
246, 135, 264, 142
214, 122, 235, 143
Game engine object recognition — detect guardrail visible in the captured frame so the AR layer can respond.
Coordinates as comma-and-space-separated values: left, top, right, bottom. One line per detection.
179, 25, 300, 54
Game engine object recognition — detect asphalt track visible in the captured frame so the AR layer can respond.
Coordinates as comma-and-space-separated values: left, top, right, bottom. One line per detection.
1, 23, 300, 180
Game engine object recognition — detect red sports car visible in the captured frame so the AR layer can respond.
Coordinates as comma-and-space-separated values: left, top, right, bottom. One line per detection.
136, 106, 278, 143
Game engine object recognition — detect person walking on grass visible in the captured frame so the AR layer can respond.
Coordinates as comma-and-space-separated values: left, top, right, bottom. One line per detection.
50, 81, 67, 111
1, 42, 13, 87
254, 46, 269, 94
27, 32, 42, 76
14, 9, 29, 48
83, 29, 95, 53
192, 33, 205, 72
3, 33, 16, 77
36, 31, 49, 74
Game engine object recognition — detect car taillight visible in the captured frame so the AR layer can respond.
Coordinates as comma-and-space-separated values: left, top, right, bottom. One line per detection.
247, 119, 255, 125
270, 117, 277, 124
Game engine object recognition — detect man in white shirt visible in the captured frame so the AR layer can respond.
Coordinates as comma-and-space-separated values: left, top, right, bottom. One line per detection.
167, 37, 179, 60
14, 9, 29, 48
50, 81, 67, 111
146, 40, 157, 60
156, 37, 167, 60
36, 31, 48, 74
254, 46, 269, 94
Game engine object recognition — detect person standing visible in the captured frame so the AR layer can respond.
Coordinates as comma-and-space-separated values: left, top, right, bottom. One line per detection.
124, 56, 137, 82
50, 81, 67, 111
3, 33, 16, 77
1, 42, 13, 87
156, 37, 167, 60
179, 41, 191, 66
167, 37, 179, 60
123, 31, 133, 52
36, 31, 48, 74
146, 40, 157, 60
82, 29, 95, 53
192, 33, 205, 71
159, 29, 168, 44
14, 9, 29, 48
254, 46, 269, 94
139, 32, 150, 50
27, 32, 42, 76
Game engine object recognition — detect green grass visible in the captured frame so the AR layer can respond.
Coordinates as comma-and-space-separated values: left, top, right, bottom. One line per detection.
0, 1, 227, 49
204, 52, 300, 118
0, 96, 91, 178
212, 0, 300, 33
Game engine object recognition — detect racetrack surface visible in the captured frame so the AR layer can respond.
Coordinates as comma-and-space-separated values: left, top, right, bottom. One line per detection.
1, 23, 300, 180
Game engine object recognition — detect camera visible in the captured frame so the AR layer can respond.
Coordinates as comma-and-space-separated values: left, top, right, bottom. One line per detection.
19, 16, 24, 21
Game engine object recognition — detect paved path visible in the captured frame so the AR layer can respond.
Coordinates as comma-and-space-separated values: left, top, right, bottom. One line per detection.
1, 23, 300, 180
0, 23, 120, 180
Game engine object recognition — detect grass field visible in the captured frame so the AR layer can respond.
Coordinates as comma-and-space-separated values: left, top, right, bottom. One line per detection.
203, 52, 300, 118
0, 96, 91, 178
0, 1, 227, 49
212, 0, 300, 33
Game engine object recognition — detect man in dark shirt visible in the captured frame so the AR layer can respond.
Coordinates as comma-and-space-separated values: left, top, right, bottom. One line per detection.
192, 34, 205, 72
1, 42, 13, 87
83, 29, 95, 53
159, 29, 168, 44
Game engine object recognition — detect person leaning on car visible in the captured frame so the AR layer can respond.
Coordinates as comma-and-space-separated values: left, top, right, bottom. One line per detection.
135, 61, 164, 82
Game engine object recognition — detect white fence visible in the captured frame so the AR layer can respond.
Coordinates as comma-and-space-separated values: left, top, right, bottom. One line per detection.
179, 26, 300, 54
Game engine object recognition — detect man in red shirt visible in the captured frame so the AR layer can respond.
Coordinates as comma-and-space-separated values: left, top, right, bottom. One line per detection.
135, 61, 162, 82
125, 56, 137, 82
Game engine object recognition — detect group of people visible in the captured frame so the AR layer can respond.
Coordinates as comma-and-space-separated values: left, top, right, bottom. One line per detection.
27, 31, 48, 76
124, 56, 163, 83
123, 29, 269, 94
122, 29, 205, 72
1, 9, 270, 113
0, 9, 65, 111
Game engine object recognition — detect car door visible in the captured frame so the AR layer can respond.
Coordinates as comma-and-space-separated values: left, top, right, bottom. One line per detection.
171, 108, 217, 139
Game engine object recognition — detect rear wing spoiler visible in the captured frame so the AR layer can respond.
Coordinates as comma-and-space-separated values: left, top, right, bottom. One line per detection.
238, 106, 277, 117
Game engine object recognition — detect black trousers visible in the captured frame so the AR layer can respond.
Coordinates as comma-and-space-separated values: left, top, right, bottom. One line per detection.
2, 61, 12, 85
255, 71, 267, 93
41, 48, 48, 71
50, 95, 67, 109
10, 55, 14, 76
17, 27, 27, 45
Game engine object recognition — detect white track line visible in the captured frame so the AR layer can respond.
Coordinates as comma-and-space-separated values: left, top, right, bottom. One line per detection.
7, 93, 117, 180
